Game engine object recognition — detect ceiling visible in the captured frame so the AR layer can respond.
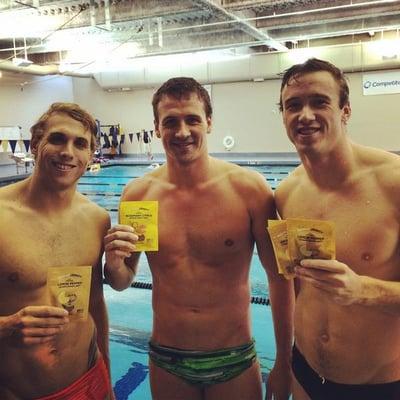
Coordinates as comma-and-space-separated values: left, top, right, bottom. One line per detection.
0, 0, 399, 81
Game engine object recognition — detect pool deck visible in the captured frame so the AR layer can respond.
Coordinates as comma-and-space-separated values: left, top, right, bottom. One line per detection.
0, 164, 32, 182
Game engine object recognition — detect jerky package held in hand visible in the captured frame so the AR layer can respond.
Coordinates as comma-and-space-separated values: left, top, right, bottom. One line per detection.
47, 266, 92, 321
287, 218, 335, 265
119, 201, 159, 251
267, 220, 295, 279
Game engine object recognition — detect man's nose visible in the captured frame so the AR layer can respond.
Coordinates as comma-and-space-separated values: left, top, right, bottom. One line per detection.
175, 121, 191, 139
60, 141, 74, 158
298, 105, 315, 122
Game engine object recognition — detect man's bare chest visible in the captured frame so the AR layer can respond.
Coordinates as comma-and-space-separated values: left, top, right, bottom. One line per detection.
282, 191, 399, 276
0, 221, 101, 291
154, 195, 253, 262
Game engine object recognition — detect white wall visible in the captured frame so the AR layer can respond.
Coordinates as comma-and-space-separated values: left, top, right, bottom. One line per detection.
73, 71, 400, 154
0, 76, 74, 138
346, 73, 400, 151
0, 70, 399, 158
210, 80, 288, 153
72, 77, 163, 155
72, 78, 291, 155
0, 75, 74, 163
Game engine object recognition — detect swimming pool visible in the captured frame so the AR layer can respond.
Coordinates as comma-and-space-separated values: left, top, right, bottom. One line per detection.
79, 163, 296, 399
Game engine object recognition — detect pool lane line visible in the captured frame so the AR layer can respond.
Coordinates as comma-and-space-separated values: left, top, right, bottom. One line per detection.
104, 280, 270, 306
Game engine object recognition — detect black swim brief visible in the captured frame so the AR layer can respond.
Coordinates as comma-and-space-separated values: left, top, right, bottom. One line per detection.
292, 344, 400, 400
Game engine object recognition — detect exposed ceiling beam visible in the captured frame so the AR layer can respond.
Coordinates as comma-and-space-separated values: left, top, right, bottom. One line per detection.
192, 0, 288, 50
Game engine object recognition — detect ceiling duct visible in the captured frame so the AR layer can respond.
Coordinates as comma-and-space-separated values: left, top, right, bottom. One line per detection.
93, 41, 400, 90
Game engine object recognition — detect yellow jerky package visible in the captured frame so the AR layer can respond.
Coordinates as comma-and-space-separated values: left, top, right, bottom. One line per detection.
287, 218, 335, 265
267, 219, 282, 228
119, 201, 159, 251
47, 266, 92, 321
267, 220, 295, 279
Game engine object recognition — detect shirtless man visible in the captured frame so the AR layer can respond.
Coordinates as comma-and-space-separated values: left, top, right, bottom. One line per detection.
104, 77, 294, 400
276, 58, 400, 399
0, 103, 112, 399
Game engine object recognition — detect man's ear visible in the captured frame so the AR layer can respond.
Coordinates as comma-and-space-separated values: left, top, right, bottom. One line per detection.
206, 116, 212, 134
30, 137, 39, 158
342, 103, 351, 124
154, 120, 161, 138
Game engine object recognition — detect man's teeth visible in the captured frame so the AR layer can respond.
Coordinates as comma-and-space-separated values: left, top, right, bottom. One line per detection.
298, 127, 319, 134
55, 163, 73, 170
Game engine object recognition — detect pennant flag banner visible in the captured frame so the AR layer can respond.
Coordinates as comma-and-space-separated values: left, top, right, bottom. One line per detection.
23, 140, 30, 153
10, 140, 17, 153
129, 133, 134, 143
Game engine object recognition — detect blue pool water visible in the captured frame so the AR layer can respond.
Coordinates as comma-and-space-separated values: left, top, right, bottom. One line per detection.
78, 163, 296, 399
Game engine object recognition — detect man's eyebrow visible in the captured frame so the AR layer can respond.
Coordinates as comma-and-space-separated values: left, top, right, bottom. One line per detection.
284, 96, 300, 104
48, 131, 65, 135
161, 116, 177, 122
186, 114, 201, 119
284, 93, 330, 103
309, 94, 330, 100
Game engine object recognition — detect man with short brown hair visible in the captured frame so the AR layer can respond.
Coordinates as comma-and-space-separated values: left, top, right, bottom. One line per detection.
277, 58, 400, 400
0, 103, 113, 399
104, 77, 294, 400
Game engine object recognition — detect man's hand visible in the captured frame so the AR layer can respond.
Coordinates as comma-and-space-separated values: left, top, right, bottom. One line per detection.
266, 359, 292, 400
1, 306, 69, 344
104, 225, 138, 271
295, 259, 363, 305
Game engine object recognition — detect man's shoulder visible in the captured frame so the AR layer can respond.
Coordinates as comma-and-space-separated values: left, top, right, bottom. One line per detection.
212, 160, 275, 207
275, 165, 304, 196
357, 144, 399, 163
0, 179, 25, 203
215, 159, 269, 185
75, 193, 109, 222
357, 145, 400, 198
357, 145, 400, 177
122, 166, 166, 200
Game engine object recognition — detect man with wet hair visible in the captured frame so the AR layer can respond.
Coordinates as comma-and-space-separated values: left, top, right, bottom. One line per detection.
277, 58, 400, 399
104, 77, 294, 400
0, 103, 113, 399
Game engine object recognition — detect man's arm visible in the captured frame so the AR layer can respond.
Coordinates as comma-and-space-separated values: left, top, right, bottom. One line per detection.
296, 259, 400, 314
90, 257, 110, 367
248, 172, 294, 400
104, 182, 143, 291
90, 254, 116, 399
294, 157, 400, 314
0, 307, 69, 343
104, 225, 140, 291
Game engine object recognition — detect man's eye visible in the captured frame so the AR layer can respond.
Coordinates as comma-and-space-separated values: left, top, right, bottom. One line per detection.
162, 119, 177, 128
186, 117, 200, 125
75, 138, 89, 149
313, 99, 328, 108
285, 103, 300, 111
48, 133, 65, 144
